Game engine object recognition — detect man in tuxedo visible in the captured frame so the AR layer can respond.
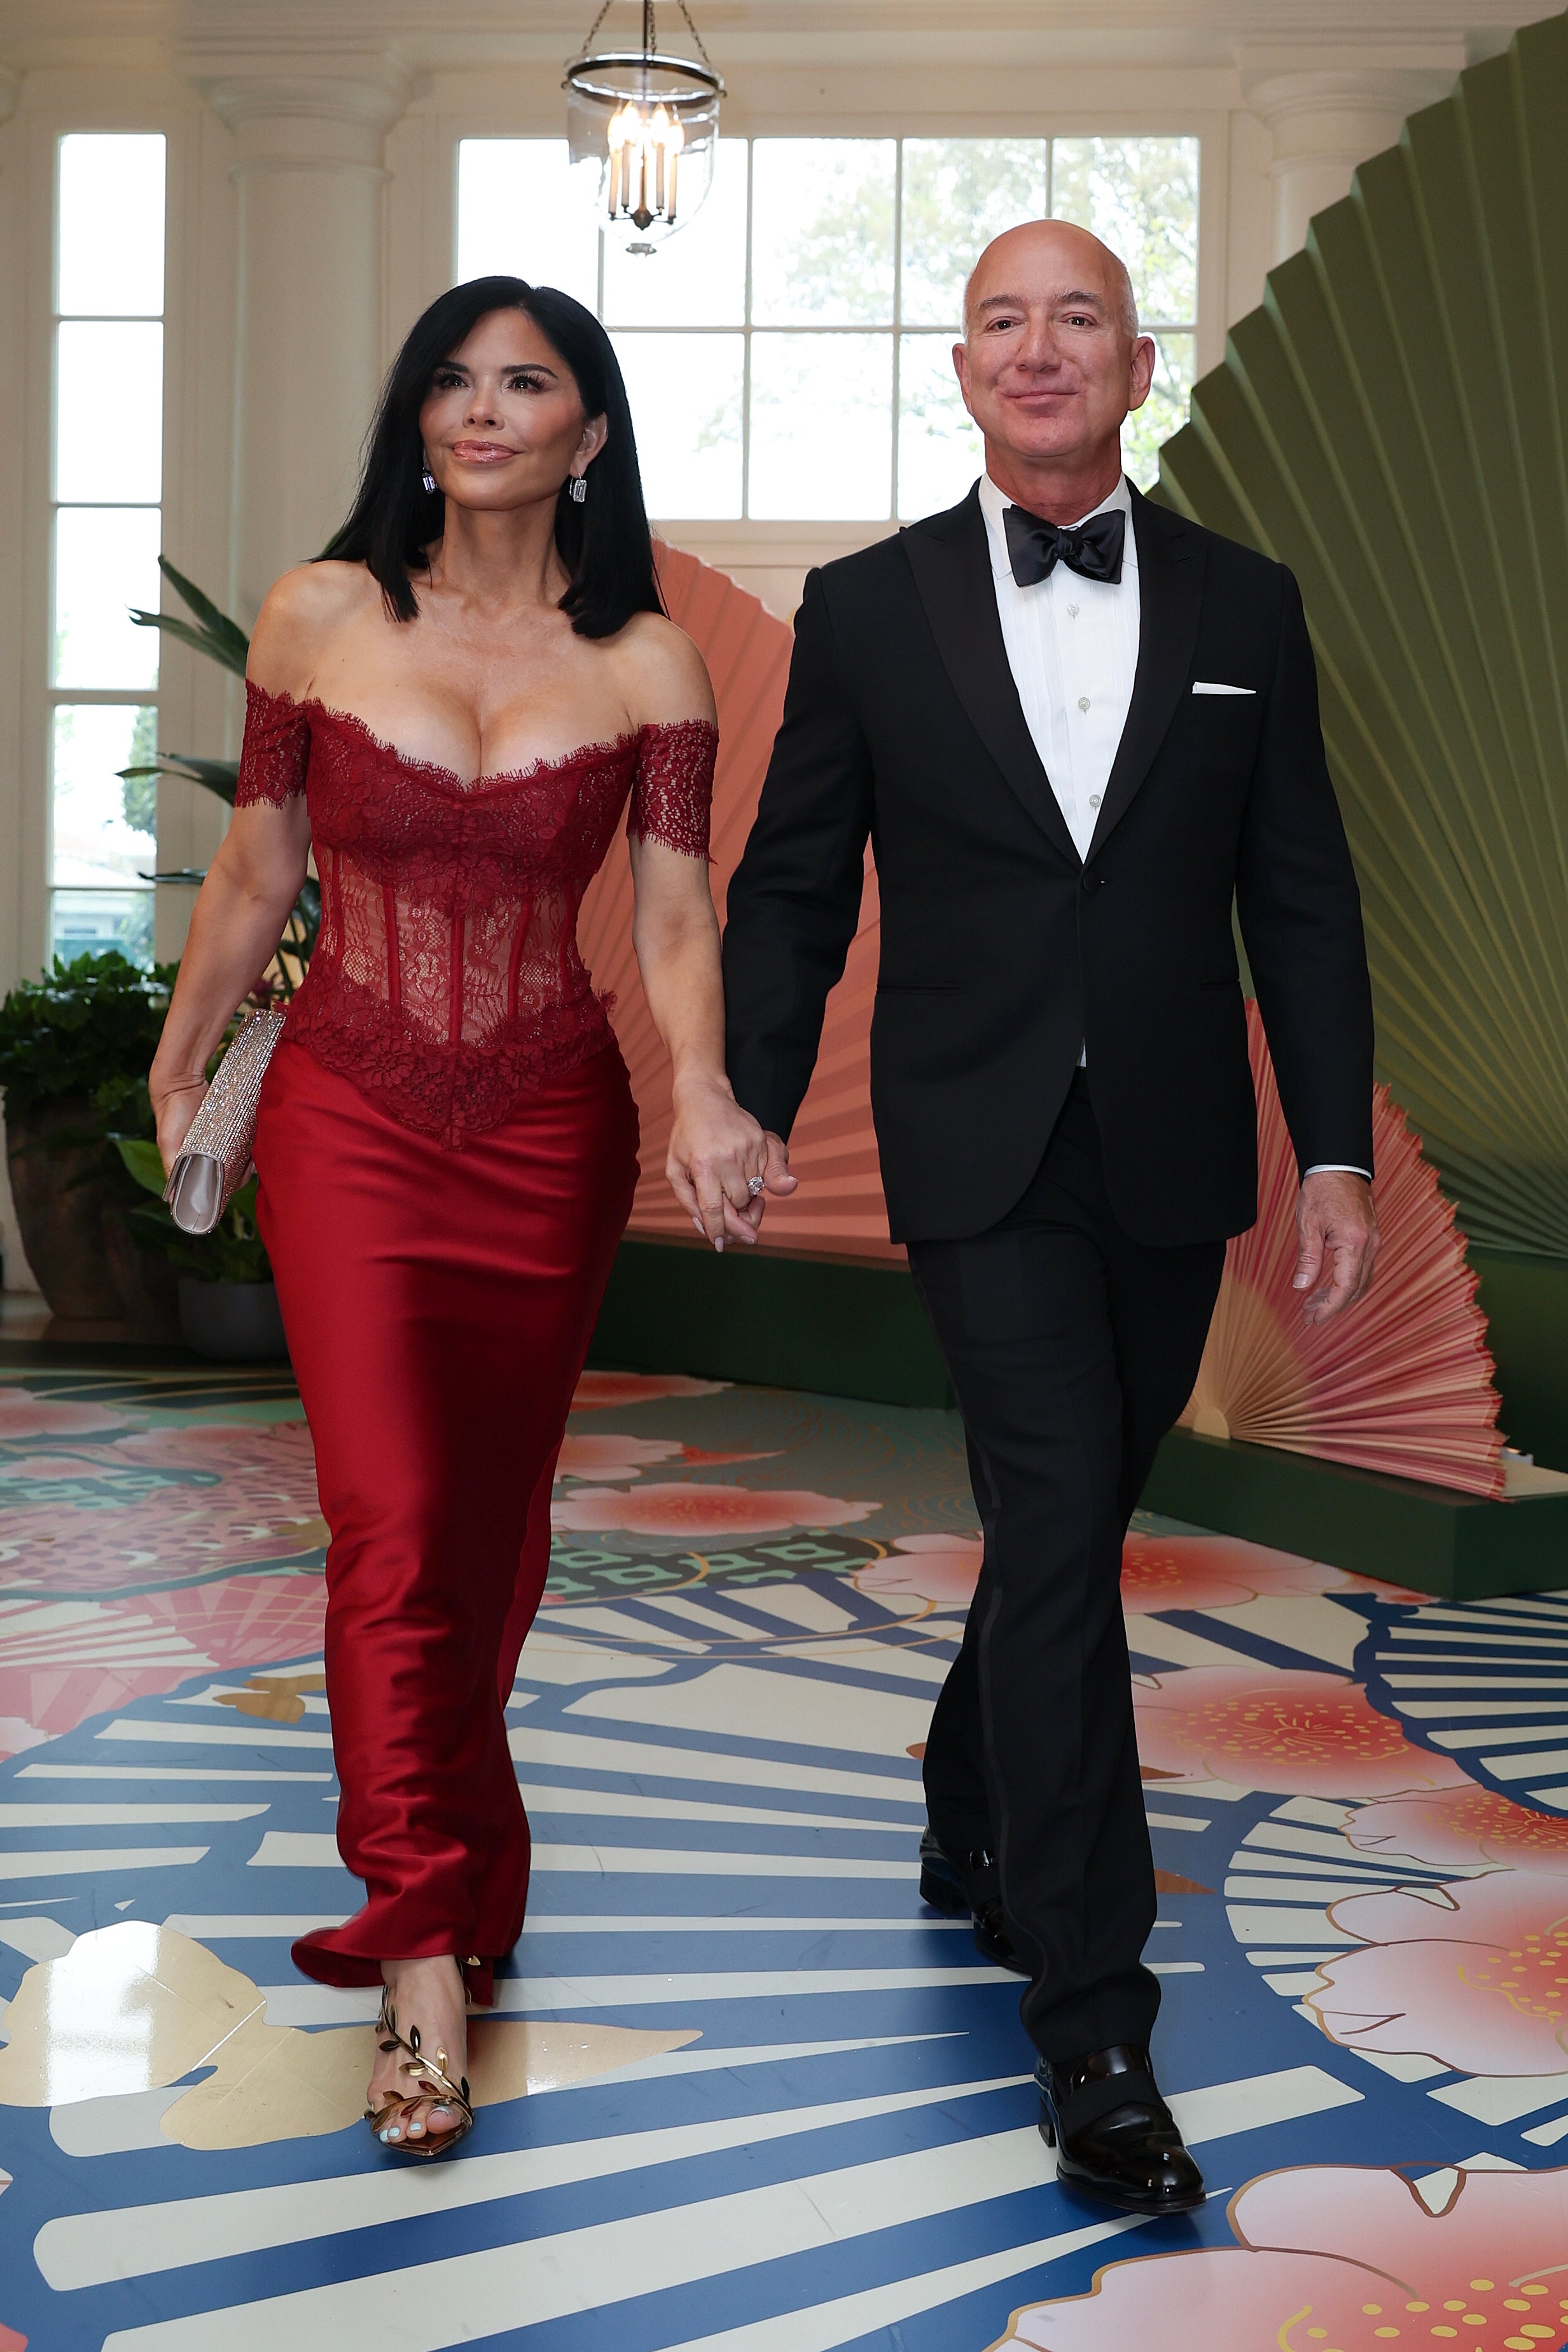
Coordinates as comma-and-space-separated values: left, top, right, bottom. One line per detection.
721, 220, 1378, 2215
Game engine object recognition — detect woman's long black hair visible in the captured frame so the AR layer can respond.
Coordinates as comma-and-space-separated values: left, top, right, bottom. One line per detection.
319, 275, 662, 638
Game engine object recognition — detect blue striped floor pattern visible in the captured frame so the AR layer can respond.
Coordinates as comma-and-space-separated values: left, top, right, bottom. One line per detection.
3, 1551, 1567, 2346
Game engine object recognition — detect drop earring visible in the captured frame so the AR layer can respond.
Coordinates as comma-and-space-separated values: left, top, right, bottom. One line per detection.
569, 474, 587, 504
421, 456, 437, 494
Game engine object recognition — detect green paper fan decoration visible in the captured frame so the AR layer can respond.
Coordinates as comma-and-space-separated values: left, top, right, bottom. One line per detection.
1155, 11, 1568, 1258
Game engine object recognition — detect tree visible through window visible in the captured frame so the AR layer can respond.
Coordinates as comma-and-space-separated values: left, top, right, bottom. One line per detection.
457, 132, 1200, 522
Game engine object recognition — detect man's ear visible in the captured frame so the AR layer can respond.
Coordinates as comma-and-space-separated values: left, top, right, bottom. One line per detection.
1125, 335, 1157, 415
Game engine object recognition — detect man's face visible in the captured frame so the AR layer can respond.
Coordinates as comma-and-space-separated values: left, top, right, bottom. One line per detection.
955, 223, 1155, 473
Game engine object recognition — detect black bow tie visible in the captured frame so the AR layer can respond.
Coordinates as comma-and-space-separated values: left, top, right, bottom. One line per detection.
1003, 502, 1127, 588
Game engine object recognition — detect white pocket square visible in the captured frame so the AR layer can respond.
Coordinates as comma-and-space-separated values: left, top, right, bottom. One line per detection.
1192, 681, 1256, 695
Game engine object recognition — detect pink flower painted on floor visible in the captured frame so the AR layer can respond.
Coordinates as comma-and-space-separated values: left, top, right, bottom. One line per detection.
1349, 1783, 1568, 1875
0, 1387, 130, 1440
1306, 1870, 1568, 2073
0, 1571, 326, 1757
570, 1372, 728, 1409
996, 2162, 1568, 2351
550, 1482, 878, 1540
854, 1533, 983, 1611
0, 1421, 323, 1596
555, 1433, 688, 1481
1134, 1666, 1468, 1799
1120, 1531, 1367, 1613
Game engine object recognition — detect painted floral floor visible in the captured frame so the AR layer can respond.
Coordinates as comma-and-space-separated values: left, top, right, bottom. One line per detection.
0, 1356, 1566, 2350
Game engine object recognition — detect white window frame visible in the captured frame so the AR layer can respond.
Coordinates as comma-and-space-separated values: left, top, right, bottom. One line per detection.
440, 113, 1225, 536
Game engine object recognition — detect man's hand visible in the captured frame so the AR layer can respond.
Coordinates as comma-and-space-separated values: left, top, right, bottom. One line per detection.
1293, 1170, 1380, 1326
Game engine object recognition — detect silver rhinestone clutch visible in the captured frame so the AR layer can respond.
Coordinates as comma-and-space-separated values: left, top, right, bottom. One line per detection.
163, 1008, 288, 1235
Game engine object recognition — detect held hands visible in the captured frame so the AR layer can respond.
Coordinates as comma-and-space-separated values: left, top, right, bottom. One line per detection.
667, 1071, 796, 1249
1293, 1169, 1380, 1325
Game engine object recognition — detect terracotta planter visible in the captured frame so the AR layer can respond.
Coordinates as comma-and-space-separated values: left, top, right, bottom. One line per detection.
102, 1205, 182, 1345
4, 1097, 122, 1319
178, 1277, 289, 1363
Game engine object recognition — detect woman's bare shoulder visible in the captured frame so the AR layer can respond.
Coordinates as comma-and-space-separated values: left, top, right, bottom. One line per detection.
247, 561, 379, 697
611, 609, 718, 729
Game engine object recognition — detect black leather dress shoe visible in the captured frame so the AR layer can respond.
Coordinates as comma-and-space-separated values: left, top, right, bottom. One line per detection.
918, 1828, 1029, 1975
1036, 2043, 1205, 2215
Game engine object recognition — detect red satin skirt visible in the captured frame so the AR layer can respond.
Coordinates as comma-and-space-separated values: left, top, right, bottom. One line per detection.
253, 1036, 639, 1999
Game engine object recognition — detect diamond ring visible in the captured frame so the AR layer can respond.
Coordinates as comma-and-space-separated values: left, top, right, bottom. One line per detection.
747, 1175, 765, 1197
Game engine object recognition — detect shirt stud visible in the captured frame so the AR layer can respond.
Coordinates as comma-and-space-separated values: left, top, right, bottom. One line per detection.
1067, 602, 1080, 618
1078, 697, 1091, 713
1089, 792, 1102, 807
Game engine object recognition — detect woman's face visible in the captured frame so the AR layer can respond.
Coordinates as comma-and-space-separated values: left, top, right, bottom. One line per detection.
418, 307, 607, 513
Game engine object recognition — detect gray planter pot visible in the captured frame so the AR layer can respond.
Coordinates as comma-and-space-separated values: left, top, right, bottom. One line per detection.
178, 1277, 289, 1363
102, 1205, 181, 1344
4, 1097, 122, 1319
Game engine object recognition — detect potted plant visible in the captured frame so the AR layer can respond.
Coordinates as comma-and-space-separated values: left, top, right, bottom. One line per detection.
0, 952, 173, 1319
114, 1127, 288, 1363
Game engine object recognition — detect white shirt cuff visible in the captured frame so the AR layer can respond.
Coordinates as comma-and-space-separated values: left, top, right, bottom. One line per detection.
1303, 1162, 1373, 1181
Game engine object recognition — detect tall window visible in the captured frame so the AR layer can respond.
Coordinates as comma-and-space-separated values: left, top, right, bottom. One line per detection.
50, 132, 166, 966
457, 134, 1198, 524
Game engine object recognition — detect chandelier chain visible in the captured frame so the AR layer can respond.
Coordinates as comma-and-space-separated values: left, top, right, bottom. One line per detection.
676, 0, 714, 66
576, 0, 618, 54
574, 0, 714, 71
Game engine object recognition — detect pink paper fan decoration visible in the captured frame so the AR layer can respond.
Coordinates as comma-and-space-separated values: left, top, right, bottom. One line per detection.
576, 543, 898, 1260
1181, 999, 1505, 1496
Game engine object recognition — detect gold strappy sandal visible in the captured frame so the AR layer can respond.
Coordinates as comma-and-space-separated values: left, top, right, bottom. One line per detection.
365, 1990, 475, 2159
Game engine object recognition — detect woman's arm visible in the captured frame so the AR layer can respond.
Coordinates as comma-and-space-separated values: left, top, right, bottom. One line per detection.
148, 800, 311, 1171
620, 613, 794, 1248
148, 566, 333, 1171
630, 835, 793, 1247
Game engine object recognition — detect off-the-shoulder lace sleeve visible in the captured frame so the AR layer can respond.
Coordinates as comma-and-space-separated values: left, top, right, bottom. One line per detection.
627, 718, 716, 860
235, 681, 310, 808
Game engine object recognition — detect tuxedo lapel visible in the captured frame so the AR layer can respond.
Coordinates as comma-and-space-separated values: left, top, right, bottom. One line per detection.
1087, 486, 1206, 858
901, 489, 1080, 865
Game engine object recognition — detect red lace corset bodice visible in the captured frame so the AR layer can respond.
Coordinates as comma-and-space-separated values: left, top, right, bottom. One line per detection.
235, 682, 716, 1146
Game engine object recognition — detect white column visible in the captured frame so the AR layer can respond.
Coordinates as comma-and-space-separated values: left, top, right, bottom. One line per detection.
1242, 67, 1455, 265
186, 62, 413, 620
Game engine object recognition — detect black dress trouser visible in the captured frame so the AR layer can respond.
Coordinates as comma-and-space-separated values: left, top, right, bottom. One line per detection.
906, 1071, 1225, 2065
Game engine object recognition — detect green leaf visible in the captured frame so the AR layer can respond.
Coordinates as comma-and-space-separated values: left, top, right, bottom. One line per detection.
158, 557, 252, 665
125, 609, 249, 679
118, 756, 240, 804
115, 1136, 169, 1196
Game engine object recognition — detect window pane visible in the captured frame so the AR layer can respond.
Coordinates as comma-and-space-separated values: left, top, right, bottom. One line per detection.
1122, 332, 1197, 491
51, 704, 157, 887
50, 890, 155, 969
56, 322, 163, 503
602, 139, 747, 327
901, 139, 1048, 328
751, 141, 896, 326
58, 133, 165, 317
898, 335, 982, 520
611, 331, 743, 520
1051, 137, 1199, 326
456, 140, 599, 308
748, 332, 892, 519
53, 507, 162, 688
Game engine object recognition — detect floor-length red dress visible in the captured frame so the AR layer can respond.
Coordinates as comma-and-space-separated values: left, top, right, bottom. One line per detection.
240, 683, 716, 2000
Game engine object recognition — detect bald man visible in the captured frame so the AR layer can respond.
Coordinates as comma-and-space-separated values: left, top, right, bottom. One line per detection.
721, 221, 1377, 2215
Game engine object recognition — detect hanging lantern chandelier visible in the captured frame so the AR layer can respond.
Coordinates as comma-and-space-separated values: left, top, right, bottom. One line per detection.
564, 0, 725, 253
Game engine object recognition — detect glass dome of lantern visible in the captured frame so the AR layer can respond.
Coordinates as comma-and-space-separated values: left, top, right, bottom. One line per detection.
564, 0, 724, 254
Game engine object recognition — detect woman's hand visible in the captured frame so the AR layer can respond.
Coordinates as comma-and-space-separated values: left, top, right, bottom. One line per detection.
667, 1071, 796, 1249
150, 1073, 211, 1177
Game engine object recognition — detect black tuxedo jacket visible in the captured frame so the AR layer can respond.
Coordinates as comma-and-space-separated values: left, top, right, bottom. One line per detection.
722, 482, 1375, 1247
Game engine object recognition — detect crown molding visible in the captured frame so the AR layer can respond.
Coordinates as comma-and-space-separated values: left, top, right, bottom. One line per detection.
0, 0, 1557, 80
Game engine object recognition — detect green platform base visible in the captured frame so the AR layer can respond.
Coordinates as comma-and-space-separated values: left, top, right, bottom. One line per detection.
1143, 1424, 1568, 1601
1469, 1246, 1568, 1473
586, 1233, 951, 1408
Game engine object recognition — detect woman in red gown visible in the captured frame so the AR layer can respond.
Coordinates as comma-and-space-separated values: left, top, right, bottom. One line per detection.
149, 276, 791, 2156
